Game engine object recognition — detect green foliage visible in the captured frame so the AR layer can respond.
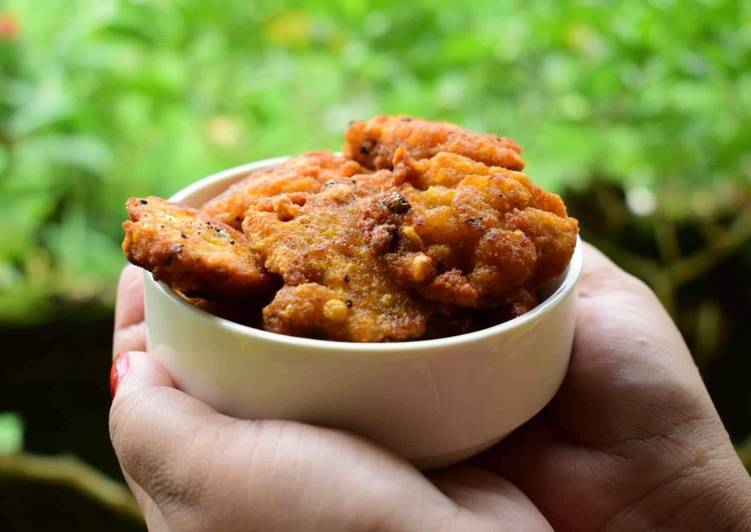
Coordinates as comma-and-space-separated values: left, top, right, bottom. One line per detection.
0, 412, 23, 454
0, 0, 749, 322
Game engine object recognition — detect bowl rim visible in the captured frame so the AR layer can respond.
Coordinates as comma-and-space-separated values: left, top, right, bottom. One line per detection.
148, 156, 584, 353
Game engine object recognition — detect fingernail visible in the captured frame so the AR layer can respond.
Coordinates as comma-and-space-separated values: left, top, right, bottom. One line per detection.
110, 352, 131, 398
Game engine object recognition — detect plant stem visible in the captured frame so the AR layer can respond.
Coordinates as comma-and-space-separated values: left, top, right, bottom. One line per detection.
0, 452, 143, 523
654, 210, 682, 264
668, 205, 751, 285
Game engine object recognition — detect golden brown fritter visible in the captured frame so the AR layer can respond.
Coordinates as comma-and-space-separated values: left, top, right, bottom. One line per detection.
243, 176, 430, 342
123, 197, 273, 299
202, 152, 365, 229
344, 115, 526, 171
362, 151, 578, 312
123, 115, 579, 341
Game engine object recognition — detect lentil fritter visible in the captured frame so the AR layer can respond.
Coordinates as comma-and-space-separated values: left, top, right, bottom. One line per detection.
123, 116, 578, 341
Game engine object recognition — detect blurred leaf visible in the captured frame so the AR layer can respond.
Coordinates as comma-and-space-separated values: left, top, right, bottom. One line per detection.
19, 134, 112, 175
0, 412, 24, 454
44, 207, 123, 303
0, 0, 749, 324
6, 76, 73, 137
264, 11, 315, 48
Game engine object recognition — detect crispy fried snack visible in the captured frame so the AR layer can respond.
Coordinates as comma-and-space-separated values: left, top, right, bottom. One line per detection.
123, 115, 579, 341
123, 197, 273, 299
243, 176, 430, 342
202, 152, 364, 229
344, 115, 525, 171
362, 151, 578, 313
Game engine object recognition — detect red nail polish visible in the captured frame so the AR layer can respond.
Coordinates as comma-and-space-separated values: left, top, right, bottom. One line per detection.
110, 352, 130, 398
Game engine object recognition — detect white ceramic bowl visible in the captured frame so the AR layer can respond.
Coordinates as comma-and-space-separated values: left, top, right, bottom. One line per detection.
144, 157, 583, 470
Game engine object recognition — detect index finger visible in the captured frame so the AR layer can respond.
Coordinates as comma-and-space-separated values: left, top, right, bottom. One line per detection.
113, 265, 147, 357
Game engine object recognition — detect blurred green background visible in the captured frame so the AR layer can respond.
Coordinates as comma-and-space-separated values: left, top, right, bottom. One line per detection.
1, 0, 749, 528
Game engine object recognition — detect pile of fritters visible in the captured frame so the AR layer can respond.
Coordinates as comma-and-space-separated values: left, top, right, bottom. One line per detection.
123, 116, 579, 342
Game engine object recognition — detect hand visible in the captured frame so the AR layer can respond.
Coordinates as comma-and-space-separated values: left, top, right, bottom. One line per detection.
482, 244, 751, 530
110, 244, 751, 531
110, 265, 551, 531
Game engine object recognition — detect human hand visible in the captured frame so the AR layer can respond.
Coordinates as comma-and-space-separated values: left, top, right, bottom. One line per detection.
110, 243, 751, 531
110, 265, 551, 531
482, 244, 751, 530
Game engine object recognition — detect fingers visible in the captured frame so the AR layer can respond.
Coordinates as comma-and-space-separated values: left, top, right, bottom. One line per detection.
113, 266, 147, 357
113, 322, 147, 358
112, 350, 174, 396
122, 470, 170, 531
115, 265, 146, 330
110, 351, 241, 528
109, 351, 551, 530
574, 241, 691, 371
108, 352, 465, 530
563, 242, 712, 446
580, 241, 618, 276
109, 352, 221, 514
430, 465, 553, 531
475, 414, 646, 532
574, 242, 690, 367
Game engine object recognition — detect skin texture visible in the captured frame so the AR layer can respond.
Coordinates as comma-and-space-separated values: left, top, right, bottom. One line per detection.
243, 173, 431, 342
111, 244, 751, 531
364, 151, 578, 311
202, 152, 365, 229
344, 115, 526, 171
122, 197, 272, 299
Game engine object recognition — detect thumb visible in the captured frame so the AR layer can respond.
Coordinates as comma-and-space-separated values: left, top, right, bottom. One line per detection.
108, 351, 224, 515
109, 351, 178, 528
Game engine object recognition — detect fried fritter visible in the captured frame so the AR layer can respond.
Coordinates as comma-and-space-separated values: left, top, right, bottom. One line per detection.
344, 115, 525, 171
363, 151, 578, 312
243, 175, 430, 342
202, 152, 365, 229
123, 115, 579, 341
123, 197, 273, 299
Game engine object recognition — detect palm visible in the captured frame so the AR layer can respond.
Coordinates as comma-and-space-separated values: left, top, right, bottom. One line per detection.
476, 247, 739, 531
